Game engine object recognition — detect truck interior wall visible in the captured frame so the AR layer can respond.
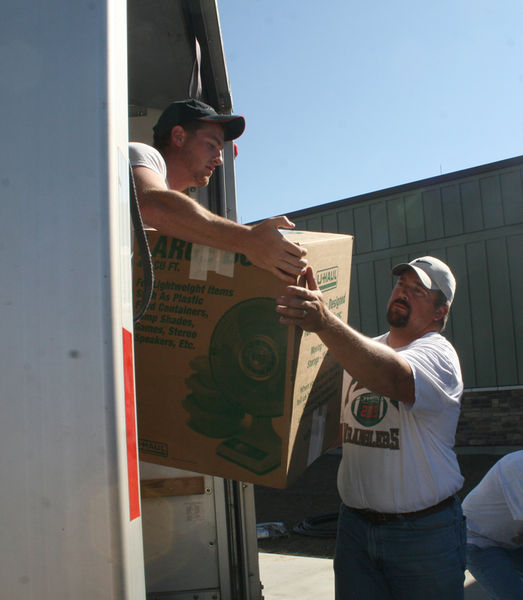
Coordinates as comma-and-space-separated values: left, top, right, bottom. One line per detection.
127, 1, 261, 597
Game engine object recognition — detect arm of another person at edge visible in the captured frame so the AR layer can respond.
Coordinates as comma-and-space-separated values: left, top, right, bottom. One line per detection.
133, 165, 307, 283
276, 266, 415, 405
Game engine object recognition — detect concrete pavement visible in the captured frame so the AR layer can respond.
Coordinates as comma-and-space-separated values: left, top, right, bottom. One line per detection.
258, 553, 489, 599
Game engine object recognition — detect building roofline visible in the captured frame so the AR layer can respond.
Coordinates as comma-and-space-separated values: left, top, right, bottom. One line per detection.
285, 154, 523, 220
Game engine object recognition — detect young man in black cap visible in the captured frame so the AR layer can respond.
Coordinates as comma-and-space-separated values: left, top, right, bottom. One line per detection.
129, 99, 307, 282
277, 256, 466, 599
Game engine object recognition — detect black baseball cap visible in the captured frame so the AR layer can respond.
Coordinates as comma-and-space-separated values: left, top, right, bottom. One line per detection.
153, 99, 245, 141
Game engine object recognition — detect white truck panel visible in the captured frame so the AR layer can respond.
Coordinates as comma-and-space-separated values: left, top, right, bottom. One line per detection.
0, 0, 145, 597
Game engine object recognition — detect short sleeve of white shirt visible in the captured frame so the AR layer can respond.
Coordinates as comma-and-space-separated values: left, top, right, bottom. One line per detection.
398, 332, 463, 416
129, 142, 168, 184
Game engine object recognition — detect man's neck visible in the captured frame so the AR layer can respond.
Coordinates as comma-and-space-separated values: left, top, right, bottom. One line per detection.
162, 150, 190, 191
387, 326, 438, 349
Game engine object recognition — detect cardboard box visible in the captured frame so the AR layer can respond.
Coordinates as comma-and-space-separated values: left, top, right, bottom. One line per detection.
133, 230, 353, 488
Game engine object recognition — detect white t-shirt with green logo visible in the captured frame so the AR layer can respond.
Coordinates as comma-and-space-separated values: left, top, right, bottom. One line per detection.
337, 331, 464, 513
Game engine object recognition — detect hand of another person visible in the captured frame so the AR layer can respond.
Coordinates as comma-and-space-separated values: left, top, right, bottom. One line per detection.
245, 216, 308, 283
276, 267, 331, 331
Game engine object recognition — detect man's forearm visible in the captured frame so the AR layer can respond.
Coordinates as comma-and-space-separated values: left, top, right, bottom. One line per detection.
316, 312, 414, 404
138, 188, 307, 282
276, 266, 414, 404
139, 189, 250, 252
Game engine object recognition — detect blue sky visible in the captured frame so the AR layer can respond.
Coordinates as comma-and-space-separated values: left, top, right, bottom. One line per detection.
218, 1, 523, 224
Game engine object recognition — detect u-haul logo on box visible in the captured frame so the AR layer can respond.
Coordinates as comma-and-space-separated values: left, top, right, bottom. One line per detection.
317, 266, 339, 292
139, 438, 168, 457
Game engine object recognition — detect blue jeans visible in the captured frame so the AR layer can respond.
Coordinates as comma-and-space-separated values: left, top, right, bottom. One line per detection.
467, 543, 523, 600
334, 498, 466, 600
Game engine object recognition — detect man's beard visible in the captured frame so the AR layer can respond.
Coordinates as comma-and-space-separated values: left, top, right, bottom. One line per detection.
386, 300, 410, 328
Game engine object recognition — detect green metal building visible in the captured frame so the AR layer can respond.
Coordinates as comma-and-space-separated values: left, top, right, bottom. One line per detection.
286, 155, 523, 447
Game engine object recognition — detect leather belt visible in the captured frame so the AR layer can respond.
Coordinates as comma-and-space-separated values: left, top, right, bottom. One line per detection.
349, 495, 456, 525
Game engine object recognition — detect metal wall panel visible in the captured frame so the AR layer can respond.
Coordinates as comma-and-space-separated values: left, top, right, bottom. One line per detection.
289, 157, 523, 389
1, 0, 146, 596
508, 234, 523, 382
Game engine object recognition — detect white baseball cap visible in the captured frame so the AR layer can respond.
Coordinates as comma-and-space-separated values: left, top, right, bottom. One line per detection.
392, 256, 456, 304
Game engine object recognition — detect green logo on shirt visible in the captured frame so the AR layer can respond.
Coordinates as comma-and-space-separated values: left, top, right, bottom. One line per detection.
351, 393, 388, 427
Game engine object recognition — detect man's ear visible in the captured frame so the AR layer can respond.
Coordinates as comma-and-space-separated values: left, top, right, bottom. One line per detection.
170, 125, 186, 148
434, 304, 449, 323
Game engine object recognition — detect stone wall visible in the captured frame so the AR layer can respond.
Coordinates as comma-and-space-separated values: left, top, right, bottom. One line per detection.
456, 388, 523, 446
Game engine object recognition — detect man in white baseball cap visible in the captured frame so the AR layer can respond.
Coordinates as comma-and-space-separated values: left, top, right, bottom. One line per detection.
276, 256, 465, 599
390, 256, 456, 332
392, 255, 456, 304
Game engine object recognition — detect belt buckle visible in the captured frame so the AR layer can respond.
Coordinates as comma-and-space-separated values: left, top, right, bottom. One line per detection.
375, 512, 390, 524
365, 510, 391, 525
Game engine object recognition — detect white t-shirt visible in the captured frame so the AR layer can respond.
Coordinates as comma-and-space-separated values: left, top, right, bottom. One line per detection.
129, 142, 168, 185
128, 142, 169, 234
337, 331, 464, 513
463, 450, 523, 549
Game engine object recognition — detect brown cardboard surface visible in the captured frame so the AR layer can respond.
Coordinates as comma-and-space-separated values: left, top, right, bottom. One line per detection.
133, 230, 353, 488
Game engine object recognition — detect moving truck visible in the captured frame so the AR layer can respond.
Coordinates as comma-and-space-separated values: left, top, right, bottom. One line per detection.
1, 1, 261, 597
1, 1, 352, 597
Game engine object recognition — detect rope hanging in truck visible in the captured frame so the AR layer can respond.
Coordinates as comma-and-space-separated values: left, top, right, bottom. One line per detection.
129, 164, 154, 322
